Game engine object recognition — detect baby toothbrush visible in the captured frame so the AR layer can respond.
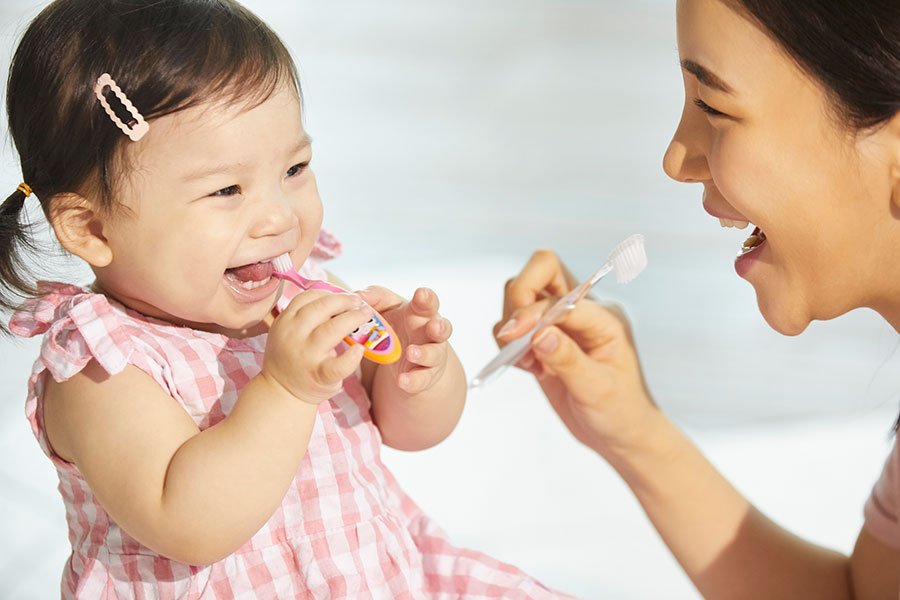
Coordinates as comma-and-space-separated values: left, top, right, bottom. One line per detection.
468, 234, 647, 389
271, 254, 403, 365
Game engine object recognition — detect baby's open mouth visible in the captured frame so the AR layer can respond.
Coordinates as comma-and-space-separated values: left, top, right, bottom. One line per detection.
224, 260, 275, 291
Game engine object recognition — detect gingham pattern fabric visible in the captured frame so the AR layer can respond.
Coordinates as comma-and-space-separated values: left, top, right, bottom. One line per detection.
11, 231, 575, 600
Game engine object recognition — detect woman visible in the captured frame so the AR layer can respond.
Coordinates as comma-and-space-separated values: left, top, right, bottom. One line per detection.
496, 1, 900, 598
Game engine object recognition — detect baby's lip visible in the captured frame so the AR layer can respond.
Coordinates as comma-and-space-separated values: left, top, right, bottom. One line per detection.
224, 261, 275, 283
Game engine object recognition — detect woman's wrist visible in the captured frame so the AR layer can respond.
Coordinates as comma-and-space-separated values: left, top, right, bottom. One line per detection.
598, 406, 685, 482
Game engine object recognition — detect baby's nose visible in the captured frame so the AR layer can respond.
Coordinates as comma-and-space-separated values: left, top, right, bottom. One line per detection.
250, 196, 296, 239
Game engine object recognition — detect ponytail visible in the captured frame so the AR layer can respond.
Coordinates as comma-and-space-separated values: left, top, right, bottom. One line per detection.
0, 186, 39, 335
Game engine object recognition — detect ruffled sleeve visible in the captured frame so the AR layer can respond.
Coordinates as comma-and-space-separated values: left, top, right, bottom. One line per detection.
10, 281, 135, 383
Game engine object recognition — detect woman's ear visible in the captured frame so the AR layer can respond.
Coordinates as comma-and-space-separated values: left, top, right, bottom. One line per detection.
49, 194, 114, 267
884, 111, 900, 213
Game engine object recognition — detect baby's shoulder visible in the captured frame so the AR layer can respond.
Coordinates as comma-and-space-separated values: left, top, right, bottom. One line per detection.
10, 281, 189, 385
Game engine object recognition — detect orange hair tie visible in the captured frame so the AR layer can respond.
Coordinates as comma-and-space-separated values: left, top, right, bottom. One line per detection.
16, 183, 32, 197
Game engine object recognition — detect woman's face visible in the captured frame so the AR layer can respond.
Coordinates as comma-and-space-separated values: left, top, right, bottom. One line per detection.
664, 0, 900, 335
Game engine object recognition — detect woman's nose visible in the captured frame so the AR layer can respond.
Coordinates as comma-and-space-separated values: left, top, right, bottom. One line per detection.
662, 109, 711, 184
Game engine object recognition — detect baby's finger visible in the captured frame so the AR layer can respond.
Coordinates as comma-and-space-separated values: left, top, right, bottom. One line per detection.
409, 287, 439, 317
356, 285, 405, 314
282, 290, 362, 320
318, 344, 365, 384
309, 305, 375, 350
426, 316, 451, 342
406, 342, 446, 368
398, 366, 437, 395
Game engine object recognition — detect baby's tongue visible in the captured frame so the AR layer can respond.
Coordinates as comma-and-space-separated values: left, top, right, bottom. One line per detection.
226, 262, 272, 283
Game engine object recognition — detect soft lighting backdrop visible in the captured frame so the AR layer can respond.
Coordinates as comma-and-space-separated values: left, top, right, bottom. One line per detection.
0, 1, 897, 598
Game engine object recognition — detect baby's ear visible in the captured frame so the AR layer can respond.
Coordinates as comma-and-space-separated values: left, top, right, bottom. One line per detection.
49, 194, 114, 268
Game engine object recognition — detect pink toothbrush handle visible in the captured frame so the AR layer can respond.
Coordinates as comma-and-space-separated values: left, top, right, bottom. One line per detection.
271, 270, 402, 364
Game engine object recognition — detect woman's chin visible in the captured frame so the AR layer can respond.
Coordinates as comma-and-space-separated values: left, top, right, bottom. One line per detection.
755, 291, 810, 337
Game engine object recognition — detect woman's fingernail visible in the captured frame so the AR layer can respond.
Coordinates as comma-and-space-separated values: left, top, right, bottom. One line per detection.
398, 374, 410, 390
408, 346, 422, 361
520, 354, 535, 370
497, 319, 517, 338
533, 329, 558, 353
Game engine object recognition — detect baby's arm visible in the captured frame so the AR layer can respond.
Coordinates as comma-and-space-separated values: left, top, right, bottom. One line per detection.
42, 290, 371, 565
357, 285, 467, 451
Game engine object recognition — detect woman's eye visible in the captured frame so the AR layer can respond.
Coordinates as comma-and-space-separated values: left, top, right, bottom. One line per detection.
210, 184, 241, 197
693, 98, 727, 118
286, 161, 310, 178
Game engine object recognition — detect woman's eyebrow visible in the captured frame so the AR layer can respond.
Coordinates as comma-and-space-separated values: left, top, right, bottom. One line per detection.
681, 59, 735, 95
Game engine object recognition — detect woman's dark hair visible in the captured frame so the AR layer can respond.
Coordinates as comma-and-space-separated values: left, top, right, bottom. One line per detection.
729, 0, 900, 131
0, 0, 300, 332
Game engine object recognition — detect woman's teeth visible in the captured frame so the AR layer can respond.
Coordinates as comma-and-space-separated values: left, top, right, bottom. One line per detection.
719, 218, 749, 229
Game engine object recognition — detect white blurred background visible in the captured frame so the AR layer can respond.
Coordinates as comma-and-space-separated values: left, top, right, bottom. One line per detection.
1, 1, 898, 598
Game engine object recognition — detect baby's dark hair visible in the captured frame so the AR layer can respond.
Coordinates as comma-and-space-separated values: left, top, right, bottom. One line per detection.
0, 0, 300, 333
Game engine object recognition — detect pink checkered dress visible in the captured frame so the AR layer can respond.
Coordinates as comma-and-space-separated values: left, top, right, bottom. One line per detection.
11, 231, 574, 600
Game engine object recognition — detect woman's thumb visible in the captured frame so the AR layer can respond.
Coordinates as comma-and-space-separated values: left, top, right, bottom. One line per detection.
531, 326, 598, 390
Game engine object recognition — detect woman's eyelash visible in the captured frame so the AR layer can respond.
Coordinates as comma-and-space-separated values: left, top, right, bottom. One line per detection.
693, 98, 727, 117
286, 161, 311, 177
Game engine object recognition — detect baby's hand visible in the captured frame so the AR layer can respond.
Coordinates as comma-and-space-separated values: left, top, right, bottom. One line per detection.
358, 286, 452, 395
262, 289, 372, 404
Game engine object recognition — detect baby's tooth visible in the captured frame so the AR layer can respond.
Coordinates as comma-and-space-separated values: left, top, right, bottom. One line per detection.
734, 220, 749, 229
719, 218, 727, 228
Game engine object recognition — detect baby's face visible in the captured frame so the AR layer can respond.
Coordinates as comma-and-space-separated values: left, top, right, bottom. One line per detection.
94, 83, 322, 336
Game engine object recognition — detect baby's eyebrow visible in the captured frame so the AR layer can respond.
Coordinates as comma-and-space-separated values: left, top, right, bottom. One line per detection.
179, 134, 313, 182
681, 59, 735, 95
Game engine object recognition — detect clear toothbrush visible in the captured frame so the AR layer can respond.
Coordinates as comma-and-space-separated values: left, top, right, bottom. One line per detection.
468, 234, 647, 389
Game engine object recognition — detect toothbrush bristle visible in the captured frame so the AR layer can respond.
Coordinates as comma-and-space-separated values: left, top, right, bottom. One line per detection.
609, 234, 647, 283
272, 253, 295, 274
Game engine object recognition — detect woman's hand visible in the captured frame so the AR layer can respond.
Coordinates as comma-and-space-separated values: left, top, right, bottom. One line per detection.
495, 249, 656, 457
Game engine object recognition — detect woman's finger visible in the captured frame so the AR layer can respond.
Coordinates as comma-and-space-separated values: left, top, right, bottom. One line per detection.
493, 297, 553, 343
503, 249, 575, 319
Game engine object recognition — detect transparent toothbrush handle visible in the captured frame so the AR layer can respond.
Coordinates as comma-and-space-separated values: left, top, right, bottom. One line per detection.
468, 277, 596, 389
468, 324, 539, 389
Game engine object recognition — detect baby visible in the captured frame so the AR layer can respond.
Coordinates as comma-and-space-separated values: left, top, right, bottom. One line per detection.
1, 0, 574, 598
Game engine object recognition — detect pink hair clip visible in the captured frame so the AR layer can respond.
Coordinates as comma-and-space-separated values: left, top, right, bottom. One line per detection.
93, 73, 149, 142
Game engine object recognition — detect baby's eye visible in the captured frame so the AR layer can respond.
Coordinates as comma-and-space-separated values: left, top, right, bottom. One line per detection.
286, 161, 310, 178
210, 184, 241, 197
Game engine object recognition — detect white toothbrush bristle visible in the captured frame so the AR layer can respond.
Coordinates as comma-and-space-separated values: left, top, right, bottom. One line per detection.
609, 234, 647, 283
272, 253, 295, 273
